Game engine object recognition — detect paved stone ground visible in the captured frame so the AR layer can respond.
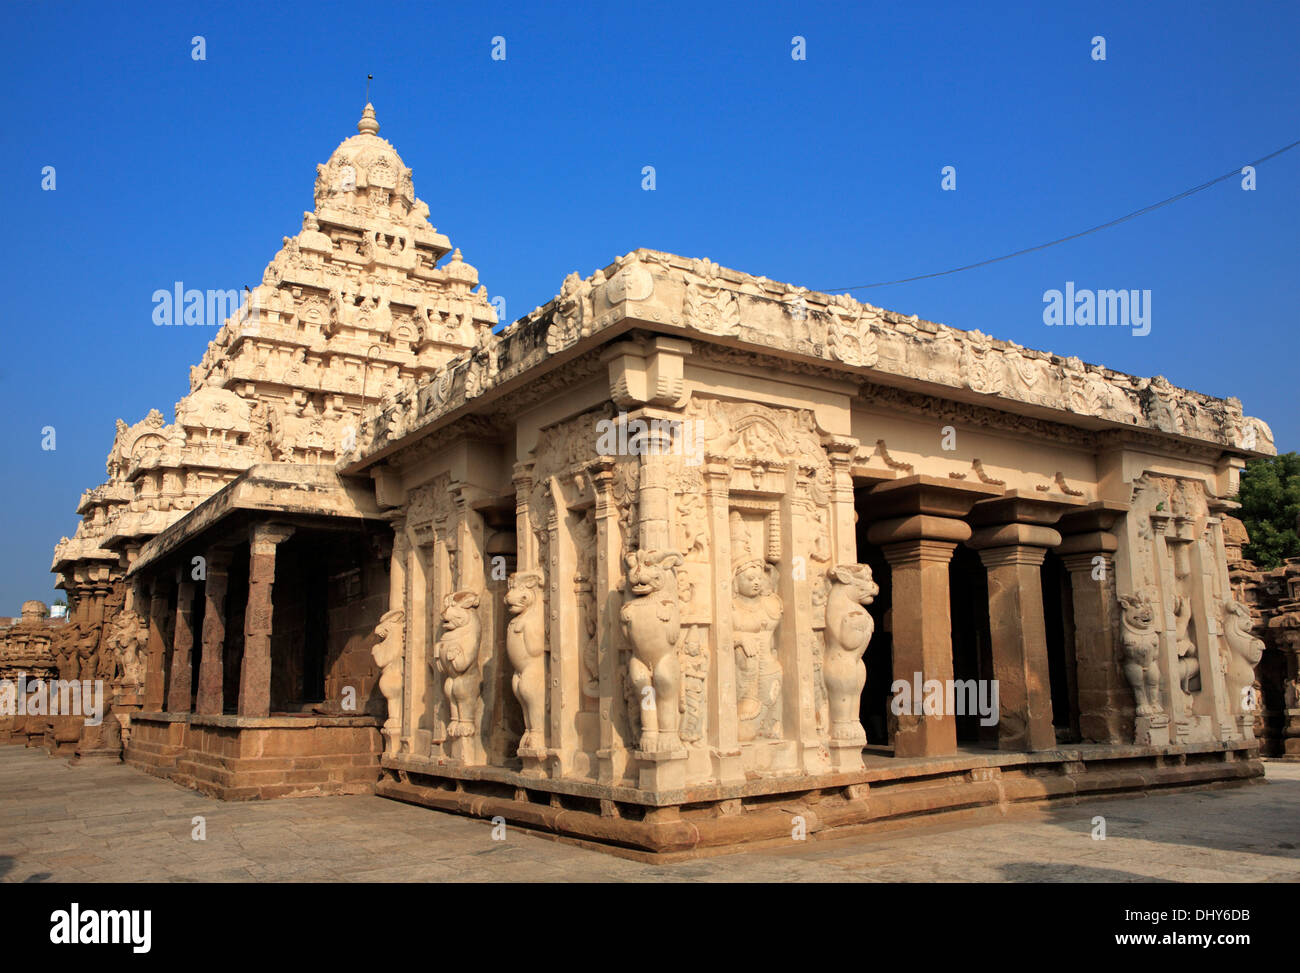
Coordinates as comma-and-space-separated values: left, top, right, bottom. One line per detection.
1, 746, 1296, 882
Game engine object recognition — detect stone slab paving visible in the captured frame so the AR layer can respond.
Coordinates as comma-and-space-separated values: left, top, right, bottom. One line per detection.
1, 747, 1296, 882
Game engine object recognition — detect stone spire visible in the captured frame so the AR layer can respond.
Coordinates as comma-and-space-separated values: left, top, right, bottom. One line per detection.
358, 103, 380, 136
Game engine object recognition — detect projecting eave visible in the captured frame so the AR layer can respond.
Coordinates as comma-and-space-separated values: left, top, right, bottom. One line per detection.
337, 248, 1277, 475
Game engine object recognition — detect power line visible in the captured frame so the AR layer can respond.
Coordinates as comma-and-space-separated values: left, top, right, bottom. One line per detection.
821, 138, 1300, 293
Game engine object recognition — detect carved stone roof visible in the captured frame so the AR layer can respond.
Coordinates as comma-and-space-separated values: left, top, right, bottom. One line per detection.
343, 248, 1276, 471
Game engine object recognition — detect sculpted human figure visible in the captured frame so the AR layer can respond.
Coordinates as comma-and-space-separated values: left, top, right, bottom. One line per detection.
1221, 598, 1265, 717
822, 564, 879, 744
434, 591, 482, 738
1118, 592, 1162, 718
1173, 594, 1199, 696
114, 611, 147, 689
75, 625, 100, 683
505, 573, 546, 751
731, 514, 783, 742
619, 549, 685, 753
370, 609, 405, 733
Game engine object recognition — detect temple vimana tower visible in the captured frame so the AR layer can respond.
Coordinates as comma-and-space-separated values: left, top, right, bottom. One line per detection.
4, 104, 1283, 857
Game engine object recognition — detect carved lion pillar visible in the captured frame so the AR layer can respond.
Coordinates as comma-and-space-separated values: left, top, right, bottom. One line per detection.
1057, 501, 1129, 743
167, 578, 196, 713
591, 458, 634, 785
195, 549, 230, 716
1148, 511, 1192, 740
237, 523, 294, 717
143, 577, 171, 712
628, 412, 687, 793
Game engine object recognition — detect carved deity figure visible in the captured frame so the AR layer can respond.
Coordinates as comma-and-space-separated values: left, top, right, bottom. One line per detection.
504, 573, 546, 751
1173, 594, 1199, 696
75, 625, 100, 683
434, 591, 482, 738
1222, 598, 1265, 716
619, 549, 685, 753
111, 610, 147, 689
731, 514, 783, 742
822, 564, 879, 744
370, 609, 405, 732
1119, 591, 1162, 718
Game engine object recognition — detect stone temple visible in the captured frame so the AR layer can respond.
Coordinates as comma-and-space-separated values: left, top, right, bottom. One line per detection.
3, 104, 1281, 857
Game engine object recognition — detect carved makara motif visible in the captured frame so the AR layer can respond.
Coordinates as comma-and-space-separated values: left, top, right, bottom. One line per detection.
683, 259, 740, 336
504, 573, 546, 751
371, 609, 405, 735
434, 591, 482, 738
822, 564, 879, 744
619, 549, 684, 753
826, 296, 879, 367
730, 513, 783, 741
1119, 591, 1162, 719
961, 330, 1004, 396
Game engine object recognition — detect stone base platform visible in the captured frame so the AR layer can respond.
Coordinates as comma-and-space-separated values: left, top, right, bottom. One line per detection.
376, 741, 1263, 861
126, 712, 382, 800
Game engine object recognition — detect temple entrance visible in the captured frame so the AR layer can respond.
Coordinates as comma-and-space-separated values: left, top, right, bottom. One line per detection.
950, 544, 994, 746
1041, 550, 1078, 742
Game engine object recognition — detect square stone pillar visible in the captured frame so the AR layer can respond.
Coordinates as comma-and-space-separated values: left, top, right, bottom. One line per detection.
1056, 501, 1128, 744
167, 579, 196, 713
195, 550, 231, 716
970, 533, 1059, 751
237, 524, 295, 718
143, 579, 171, 711
861, 476, 1001, 759
969, 493, 1079, 752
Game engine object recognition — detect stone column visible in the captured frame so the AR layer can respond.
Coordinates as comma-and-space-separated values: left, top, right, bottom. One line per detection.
143, 578, 171, 712
167, 579, 196, 713
968, 494, 1078, 752
195, 550, 230, 716
862, 476, 1002, 759
1056, 501, 1128, 744
237, 524, 295, 718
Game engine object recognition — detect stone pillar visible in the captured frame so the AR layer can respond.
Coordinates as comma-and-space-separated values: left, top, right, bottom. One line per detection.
862, 476, 1001, 758
968, 494, 1079, 752
167, 579, 196, 712
237, 524, 294, 718
1056, 501, 1128, 743
143, 578, 171, 711
195, 550, 230, 716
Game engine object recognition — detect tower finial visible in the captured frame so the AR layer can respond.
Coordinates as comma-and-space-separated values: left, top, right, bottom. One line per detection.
358, 101, 380, 136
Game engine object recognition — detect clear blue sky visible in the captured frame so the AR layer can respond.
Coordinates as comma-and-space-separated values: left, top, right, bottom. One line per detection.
1, 0, 1296, 612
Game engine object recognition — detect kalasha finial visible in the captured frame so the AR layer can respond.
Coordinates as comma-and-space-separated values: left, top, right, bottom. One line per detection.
358, 102, 380, 136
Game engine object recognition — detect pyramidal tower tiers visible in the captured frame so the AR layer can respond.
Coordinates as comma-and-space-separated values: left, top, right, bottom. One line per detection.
52, 104, 497, 593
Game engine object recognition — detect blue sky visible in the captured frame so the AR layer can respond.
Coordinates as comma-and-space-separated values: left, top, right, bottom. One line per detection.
1, 0, 1296, 611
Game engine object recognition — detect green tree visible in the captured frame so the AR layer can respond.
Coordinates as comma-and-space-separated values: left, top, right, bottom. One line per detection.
1234, 452, 1300, 568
